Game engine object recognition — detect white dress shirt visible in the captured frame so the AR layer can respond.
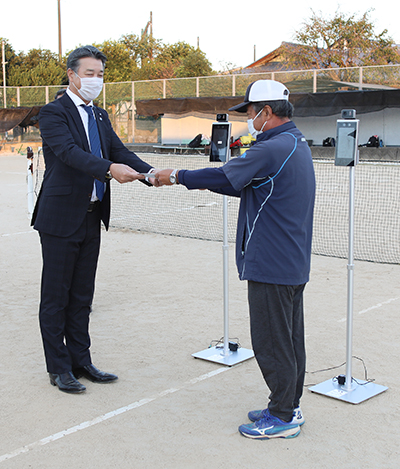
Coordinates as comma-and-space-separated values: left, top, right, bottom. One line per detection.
66, 88, 103, 201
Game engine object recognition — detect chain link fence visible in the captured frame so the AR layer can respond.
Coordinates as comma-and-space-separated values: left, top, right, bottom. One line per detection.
1, 64, 400, 144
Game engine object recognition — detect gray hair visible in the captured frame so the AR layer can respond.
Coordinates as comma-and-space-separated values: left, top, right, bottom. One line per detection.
251, 100, 294, 119
67, 45, 107, 73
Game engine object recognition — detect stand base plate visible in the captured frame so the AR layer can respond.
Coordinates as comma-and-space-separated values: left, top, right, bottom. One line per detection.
309, 378, 388, 404
192, 346, 254, 367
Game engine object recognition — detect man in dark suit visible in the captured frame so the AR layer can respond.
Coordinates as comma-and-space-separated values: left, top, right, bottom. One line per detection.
32, 45, 154, 393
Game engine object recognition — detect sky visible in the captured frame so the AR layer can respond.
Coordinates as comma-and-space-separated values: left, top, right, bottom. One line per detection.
1, 0, 400, 73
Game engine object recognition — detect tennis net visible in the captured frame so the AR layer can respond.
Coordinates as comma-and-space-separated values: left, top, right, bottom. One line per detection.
33, 152, 400, 264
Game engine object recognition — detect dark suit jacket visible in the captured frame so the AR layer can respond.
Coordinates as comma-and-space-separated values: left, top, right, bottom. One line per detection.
31, 92, 152, 237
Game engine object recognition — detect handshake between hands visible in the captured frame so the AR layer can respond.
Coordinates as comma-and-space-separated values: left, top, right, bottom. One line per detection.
109, 164, 177, 186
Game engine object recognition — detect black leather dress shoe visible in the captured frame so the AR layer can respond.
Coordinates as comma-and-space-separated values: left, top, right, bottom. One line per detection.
49, 372, 86, 394
73, 364, 118, 383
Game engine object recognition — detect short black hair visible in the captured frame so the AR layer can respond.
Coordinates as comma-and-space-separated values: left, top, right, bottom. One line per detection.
67, 45, 107, 73
252, 100, 294, 119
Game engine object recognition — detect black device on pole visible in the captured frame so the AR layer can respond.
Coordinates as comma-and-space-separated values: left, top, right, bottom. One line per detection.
209, 113, 231, 162
335, 109, 359, 167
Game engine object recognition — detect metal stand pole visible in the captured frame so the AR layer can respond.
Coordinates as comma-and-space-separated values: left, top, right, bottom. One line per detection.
309, 163, 387, 403
222, 194, 230, 357
344, 166, 355, 391
192, 191, 254, 366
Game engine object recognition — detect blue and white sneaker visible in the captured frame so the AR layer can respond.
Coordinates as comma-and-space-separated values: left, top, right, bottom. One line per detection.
239, 409, 301, 440
248, 407, 305, 426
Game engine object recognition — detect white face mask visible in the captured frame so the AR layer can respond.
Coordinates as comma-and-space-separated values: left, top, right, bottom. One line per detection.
73, 72, 103, 101
247, 108, 267, 138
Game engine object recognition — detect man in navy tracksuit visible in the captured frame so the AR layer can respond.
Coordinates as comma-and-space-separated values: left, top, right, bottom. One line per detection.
155, 80, 315, 440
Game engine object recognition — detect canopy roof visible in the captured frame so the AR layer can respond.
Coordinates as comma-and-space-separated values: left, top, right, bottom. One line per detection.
0, 106, 41, 132
135, 89, 400, 118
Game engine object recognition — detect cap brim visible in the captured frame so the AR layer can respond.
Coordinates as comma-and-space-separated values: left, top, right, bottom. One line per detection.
228, 100, 250, 113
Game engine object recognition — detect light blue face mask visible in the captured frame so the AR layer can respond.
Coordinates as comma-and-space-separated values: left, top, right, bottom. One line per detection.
247, 108, 267, 137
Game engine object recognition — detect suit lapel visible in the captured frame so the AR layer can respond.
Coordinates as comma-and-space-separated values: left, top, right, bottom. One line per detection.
60, 93, 90, 152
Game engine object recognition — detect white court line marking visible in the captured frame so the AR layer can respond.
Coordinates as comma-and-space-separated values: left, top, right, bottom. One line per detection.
0, 171, 26, 175
1, 230, 36, 237
0, 366, 229, 464
337, 297, 400, 323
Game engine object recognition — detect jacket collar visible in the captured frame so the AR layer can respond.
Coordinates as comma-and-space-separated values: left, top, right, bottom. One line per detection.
255, 121, 296, 143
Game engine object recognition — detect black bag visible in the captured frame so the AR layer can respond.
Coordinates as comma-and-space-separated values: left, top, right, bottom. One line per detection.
188, 134, 202, 148
323, 137, 335, 147
366, 135, 379, 147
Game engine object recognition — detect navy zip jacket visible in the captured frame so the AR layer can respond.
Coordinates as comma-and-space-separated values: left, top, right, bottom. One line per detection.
179, 121, 315, 285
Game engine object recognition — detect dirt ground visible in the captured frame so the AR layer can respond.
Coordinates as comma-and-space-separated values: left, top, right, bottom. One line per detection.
1, 152, 399, 468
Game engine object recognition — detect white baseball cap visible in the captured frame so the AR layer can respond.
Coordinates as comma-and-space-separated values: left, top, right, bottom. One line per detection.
229, 80, 290, 113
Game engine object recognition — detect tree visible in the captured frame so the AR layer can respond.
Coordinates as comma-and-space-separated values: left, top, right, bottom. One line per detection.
170, 46, 213, 78
104, 35, 213, 80
7, 49, 66, 86
117, 36, 213, 80
2, 34, 216, 88
120, 33, 163, 71
96, 40, 136, 82
280, 9, 400, 69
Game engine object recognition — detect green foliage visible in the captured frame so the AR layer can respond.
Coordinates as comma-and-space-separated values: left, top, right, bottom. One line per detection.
2, 33, 215, 88
116, 37, 214, 80
120, 33, 164, 67
95, 40, 135, 82
281, 8, 400, 69
175, 49, 213, 78
7, 48, 66, 86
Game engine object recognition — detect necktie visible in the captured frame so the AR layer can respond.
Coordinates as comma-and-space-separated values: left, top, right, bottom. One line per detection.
81, 105, 105, 201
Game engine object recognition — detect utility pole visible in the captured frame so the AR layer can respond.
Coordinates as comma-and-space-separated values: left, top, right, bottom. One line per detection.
141, 12, 153, 60
58, 0, 62, 61
2, 40, 7, 108
150, 11, 153, 38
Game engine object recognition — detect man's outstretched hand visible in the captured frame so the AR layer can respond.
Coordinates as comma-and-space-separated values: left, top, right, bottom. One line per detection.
153, 169, 174, 186
109, 163, 143, 183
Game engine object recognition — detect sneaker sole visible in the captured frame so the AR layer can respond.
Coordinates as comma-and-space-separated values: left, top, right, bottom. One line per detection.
239, 426, 301, 440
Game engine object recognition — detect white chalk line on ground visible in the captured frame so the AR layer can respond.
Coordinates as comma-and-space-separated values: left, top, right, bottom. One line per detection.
0, 366, 230, 464
337, 297, 400, 323
0, 171, 26, 175
1, 230, 36, 237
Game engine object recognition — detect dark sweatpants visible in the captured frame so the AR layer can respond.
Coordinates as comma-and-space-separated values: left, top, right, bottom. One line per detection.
247, 281, 306, 422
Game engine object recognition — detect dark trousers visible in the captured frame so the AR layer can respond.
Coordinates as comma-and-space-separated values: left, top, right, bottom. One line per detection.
247, 281, 306, 422
38, 209, 101, 374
